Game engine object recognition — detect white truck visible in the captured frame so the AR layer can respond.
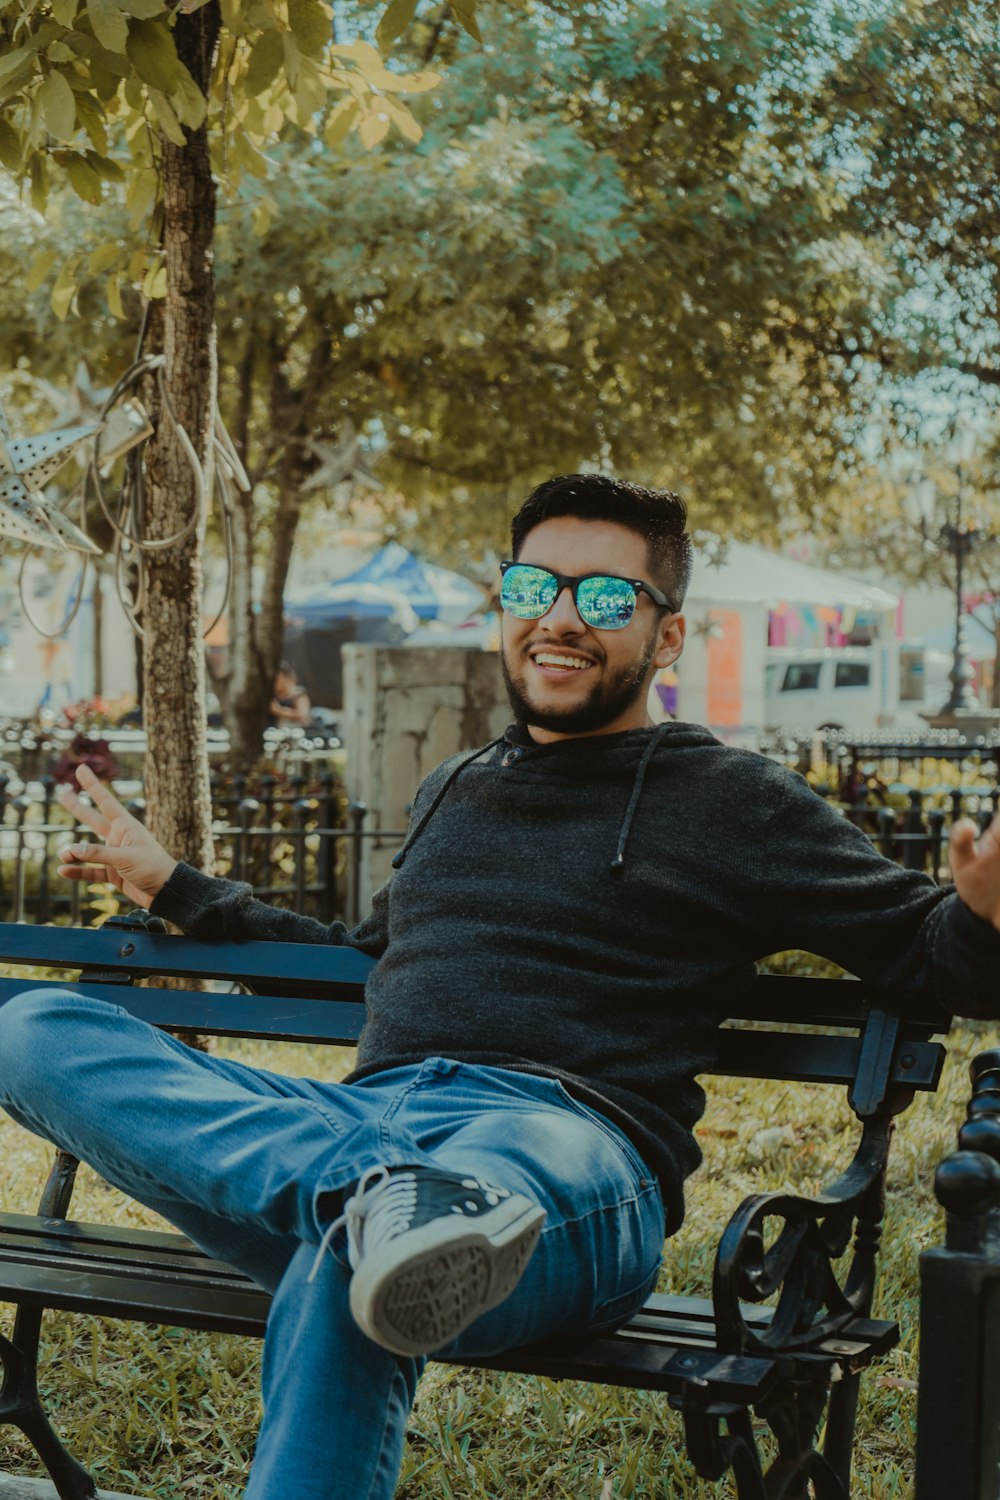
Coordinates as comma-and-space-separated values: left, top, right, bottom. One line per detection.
763, 643, 953, 734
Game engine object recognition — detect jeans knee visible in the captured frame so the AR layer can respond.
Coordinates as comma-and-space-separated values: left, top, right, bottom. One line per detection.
0, 988, 118, 1096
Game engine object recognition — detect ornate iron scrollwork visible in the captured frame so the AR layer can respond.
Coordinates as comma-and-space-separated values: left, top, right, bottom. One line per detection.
674, 1004, 924, 1498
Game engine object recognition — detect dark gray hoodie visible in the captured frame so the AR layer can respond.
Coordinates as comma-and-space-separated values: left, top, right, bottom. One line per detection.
153, 722, 1000, 1231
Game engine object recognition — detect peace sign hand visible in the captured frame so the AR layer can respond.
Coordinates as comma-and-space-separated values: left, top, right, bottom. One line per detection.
56, 764, 178, 910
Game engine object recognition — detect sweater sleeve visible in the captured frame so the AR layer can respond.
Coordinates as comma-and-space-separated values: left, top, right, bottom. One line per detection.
754, 769, 1000, 1016
147, 755, 467, 960
150, 861, 391, 961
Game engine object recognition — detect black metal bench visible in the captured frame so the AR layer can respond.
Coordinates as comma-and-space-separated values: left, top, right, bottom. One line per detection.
0, 915, 951, 1500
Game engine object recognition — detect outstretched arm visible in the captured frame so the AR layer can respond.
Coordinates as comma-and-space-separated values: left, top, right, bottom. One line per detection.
56, 764, 177, 909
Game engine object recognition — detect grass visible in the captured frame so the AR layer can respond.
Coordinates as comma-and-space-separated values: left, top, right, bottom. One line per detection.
1, 1017, 995, 1500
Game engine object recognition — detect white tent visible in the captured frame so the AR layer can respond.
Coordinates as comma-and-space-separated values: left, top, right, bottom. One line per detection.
687, 541, 899, 611
676, 542, 900, 738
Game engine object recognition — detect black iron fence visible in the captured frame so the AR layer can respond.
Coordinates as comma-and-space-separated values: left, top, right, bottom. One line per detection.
0, 773, 406, 929
4, 728, 997, 927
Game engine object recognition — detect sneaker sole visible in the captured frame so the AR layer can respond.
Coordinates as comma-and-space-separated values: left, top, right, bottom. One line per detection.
349, 1194, 546, 1357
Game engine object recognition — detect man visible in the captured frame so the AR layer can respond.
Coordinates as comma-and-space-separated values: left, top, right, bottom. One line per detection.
1, 473, 999, 1500
269, 659, 312, 727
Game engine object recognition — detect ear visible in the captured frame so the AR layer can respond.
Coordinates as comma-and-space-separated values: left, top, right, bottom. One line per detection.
653, 613, 685, 670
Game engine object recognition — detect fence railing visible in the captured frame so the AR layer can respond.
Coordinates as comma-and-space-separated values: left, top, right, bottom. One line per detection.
0, 776, 406, 929
3, 731, 997, 927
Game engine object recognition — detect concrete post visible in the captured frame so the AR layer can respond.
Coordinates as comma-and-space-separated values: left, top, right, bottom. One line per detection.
341, 646, 509, 915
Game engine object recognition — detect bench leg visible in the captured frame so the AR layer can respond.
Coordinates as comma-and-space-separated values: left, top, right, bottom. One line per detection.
679, 1376, 850, 1500
821, 1369, 861, 1493
1, 1317, 98, 1500
1, 1150, 98, 1500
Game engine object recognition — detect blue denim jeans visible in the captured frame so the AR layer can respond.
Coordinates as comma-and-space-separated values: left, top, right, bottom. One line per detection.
0, 989, 666, 1500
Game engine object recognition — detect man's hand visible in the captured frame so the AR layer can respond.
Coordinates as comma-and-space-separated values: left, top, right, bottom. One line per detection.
950, 814, 1000, 932
56, 764, 178, 909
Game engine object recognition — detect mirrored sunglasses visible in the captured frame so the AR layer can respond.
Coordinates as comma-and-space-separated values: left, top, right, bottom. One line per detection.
499, 562, 674, 632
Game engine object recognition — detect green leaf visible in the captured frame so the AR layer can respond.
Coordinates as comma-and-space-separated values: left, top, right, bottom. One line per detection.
125, 165, 158, 228
86, 0, 128, 53
170, 62, 207, 129
126, 18, 182, 93
323, 95, 359, 148
29, 151, 48, 212
38, 69, 78, 139
244, 28, 284, 94
0, 46, 36, 94
51, 262, 80, 321
88, 240, 122, 273
449, 0, 481, 43
141, 260, 167, 298
358, 106, 390, 148
65, 151, 104, 201
26, 247, 60, 292
148, 86, 186, 145
84, 147, 124, 180
287, 0, 329, 62
365, 64, 438, 94
116, 0, 167, 16
375, 0, 417, 53
383, 94, 421, 142
51, 0, 79, 26
74, 90, 108, 153
107, 271, 126, 319
330, 39, 381, 71
231, 127, 271, 177
251, 193, 276, 235
0, 116, 21, 170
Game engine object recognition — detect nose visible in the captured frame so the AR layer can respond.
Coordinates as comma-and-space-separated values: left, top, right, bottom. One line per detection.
540, 583, 584, 632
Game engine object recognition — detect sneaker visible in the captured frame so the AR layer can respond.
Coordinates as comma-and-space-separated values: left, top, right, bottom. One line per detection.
309, 1164, 546, 1356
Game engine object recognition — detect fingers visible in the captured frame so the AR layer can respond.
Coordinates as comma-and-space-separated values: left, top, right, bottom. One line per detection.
58, 842, 125, 879
55, 782, 110, 836
74, 764, 130, 821
949, 817, 979, 869
57, 859, 122, 887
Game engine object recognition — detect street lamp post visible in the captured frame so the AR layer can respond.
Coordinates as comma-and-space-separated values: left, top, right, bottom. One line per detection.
939, 455, 981, 713
913, 431, 983, 719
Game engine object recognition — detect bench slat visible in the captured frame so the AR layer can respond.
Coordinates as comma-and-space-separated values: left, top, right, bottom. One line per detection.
0, 1214, 898, 1396
0, 925, 374, 990
0, 979, 367, 1045
715, 1029, 944, 1090
0, 981, 946, 1087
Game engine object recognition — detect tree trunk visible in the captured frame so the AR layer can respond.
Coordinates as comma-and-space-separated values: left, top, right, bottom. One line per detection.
141, 2, 219, 872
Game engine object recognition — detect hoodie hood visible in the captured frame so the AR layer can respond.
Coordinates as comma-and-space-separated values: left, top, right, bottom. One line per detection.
391, 720, 721, 874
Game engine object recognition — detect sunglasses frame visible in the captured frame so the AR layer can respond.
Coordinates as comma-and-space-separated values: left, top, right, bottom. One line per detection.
499, 561, 676, 630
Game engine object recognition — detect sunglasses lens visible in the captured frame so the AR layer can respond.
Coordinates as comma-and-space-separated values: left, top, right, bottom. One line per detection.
575, 575, 637, 630
500, 564, 558, 619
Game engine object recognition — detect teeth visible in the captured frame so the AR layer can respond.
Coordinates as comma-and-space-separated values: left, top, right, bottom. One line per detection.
534, 653, 590, 669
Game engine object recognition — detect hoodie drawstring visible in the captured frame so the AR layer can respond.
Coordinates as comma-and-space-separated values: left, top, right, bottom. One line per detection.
391, 737, 506, 869
611, 721, 672, 873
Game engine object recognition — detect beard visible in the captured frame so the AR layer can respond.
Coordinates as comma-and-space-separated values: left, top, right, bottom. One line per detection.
501, 631, 659, 735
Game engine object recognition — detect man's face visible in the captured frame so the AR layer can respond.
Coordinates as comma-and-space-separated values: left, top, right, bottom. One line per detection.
500, 516, 685, 742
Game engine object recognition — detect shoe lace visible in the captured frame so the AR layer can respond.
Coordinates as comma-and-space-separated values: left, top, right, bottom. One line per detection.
307, 1163, 411, 1284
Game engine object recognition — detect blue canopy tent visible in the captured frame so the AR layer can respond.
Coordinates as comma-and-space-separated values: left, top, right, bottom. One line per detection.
336, 542, 483, 623
282, 545, 484, 707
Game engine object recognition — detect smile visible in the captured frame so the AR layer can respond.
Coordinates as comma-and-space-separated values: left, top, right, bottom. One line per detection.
531, 652, 593, 672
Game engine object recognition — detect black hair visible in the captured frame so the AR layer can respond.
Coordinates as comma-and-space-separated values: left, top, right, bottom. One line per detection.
509, 473, 693, 609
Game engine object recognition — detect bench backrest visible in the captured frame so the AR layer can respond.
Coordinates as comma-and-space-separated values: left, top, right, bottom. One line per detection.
0, 919, 950, 1118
